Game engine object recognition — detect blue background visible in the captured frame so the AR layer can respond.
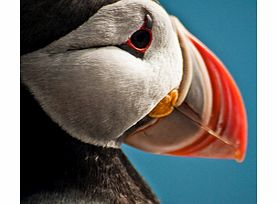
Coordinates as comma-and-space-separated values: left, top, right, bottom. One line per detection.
123, 0, 257, 203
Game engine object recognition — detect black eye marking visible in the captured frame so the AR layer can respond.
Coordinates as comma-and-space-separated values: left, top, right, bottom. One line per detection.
118, 14, 153, 58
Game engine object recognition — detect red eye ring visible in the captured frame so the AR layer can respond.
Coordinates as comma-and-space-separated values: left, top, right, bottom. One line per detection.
126, 28, 152, 54
125, 14, 153, 54
119, 14, 153, 58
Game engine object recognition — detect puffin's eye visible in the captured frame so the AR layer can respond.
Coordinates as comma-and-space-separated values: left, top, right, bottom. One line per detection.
129, 29, 152, 50
118, 14, 153, 58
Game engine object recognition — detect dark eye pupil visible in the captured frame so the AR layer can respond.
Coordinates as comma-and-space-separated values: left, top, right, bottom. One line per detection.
130, 30, 151, 49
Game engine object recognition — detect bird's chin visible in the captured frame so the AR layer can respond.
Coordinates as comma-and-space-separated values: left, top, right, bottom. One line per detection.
123, 17, 247, 163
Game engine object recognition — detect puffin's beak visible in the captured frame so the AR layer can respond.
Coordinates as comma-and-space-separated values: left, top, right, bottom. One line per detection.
124, 17, 247, 162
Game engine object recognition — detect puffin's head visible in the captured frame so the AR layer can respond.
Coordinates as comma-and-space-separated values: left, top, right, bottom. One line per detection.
21, 0, 247, 162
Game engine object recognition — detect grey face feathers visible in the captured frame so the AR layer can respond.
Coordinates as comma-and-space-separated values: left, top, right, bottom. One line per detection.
21, 0, 183, 147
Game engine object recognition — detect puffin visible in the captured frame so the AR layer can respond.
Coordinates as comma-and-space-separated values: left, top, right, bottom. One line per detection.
21, 0, 248, 203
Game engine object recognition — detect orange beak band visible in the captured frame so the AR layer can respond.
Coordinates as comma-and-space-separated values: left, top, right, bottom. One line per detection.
124, 17, 247, 162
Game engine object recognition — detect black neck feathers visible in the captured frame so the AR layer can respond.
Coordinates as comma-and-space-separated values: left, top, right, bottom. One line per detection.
21, 86, 159, 203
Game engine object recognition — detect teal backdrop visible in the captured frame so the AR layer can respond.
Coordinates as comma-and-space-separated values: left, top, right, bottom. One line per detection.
123, 0, 257, 203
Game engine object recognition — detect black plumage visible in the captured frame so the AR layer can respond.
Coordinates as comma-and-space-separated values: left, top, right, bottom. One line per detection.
21, 86, 159, 203
21, 0, 120, 55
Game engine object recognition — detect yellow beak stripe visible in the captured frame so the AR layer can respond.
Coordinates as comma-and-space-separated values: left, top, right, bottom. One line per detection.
149, 89, 179, 118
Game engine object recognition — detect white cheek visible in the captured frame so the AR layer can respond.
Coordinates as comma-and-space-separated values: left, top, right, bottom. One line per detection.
145, 35, 183, 95
21, 47, 172, 146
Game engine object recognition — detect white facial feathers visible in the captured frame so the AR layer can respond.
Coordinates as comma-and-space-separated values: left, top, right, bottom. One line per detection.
21, 0, 183, 147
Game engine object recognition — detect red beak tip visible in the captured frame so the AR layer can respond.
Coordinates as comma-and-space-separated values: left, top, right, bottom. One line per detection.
235, 150, 244, 163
